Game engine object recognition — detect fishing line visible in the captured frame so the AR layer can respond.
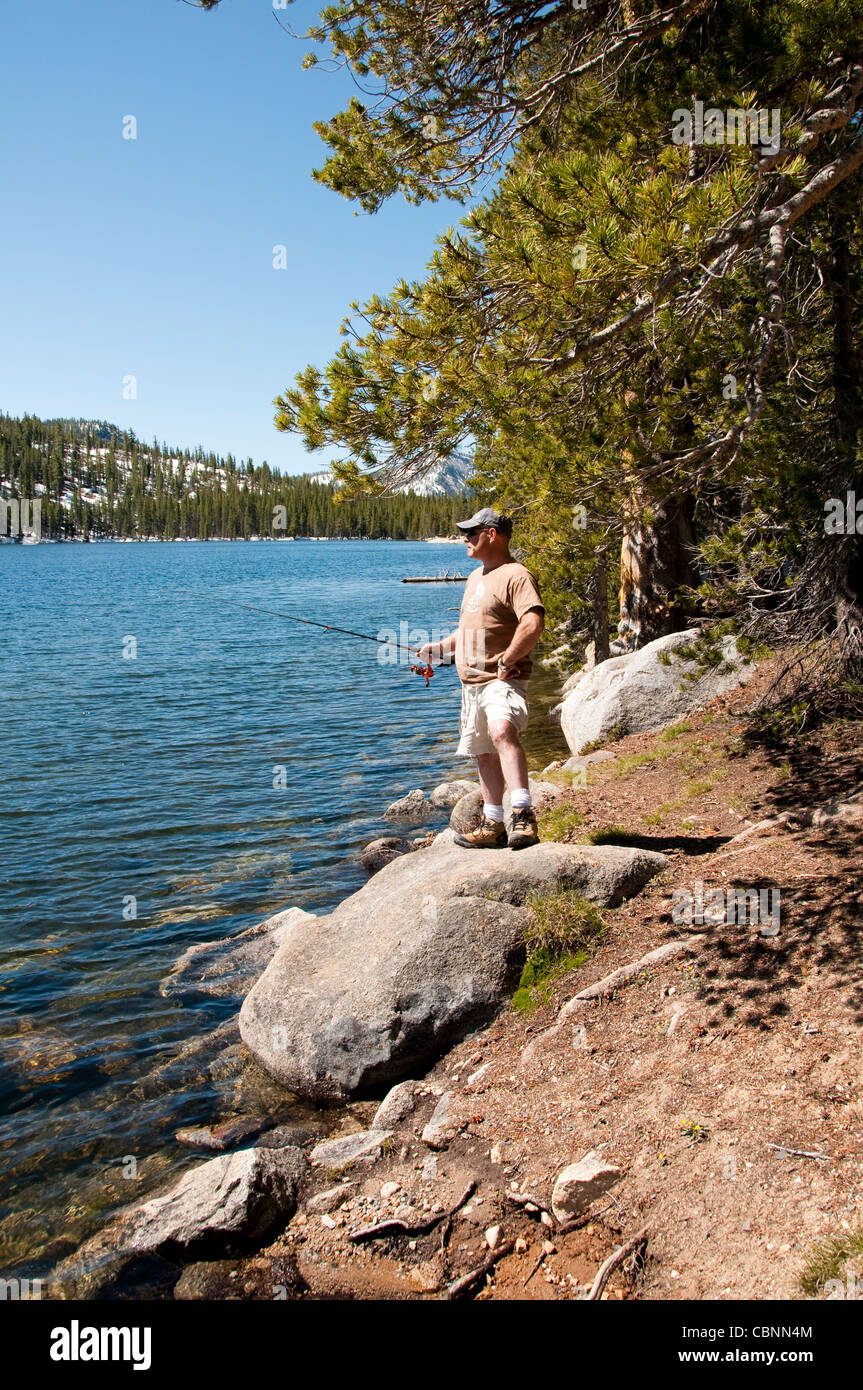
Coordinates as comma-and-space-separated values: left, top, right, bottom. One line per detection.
191, 592, 439, 683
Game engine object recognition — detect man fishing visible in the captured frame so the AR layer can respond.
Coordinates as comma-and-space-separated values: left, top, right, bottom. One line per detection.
416, 508, 545, 850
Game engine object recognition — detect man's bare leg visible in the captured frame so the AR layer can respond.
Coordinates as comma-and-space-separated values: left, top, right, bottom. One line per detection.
488, 719, 530, 794
476, 750, 506, 806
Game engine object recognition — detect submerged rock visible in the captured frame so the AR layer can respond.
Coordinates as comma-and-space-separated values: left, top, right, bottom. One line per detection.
254, 1120, 325, 1149
175, 1115, 267, 1152
159, 907, 315, 1001
560, 628, 753, 755
174, 1253, 306, 1301
239, 838, 666, 1102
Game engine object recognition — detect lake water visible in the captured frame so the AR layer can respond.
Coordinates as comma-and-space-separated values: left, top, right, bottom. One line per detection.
0, 540, 568, 1276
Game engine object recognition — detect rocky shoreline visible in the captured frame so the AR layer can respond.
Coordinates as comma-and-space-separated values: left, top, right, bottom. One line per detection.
45, 628, 759, 1300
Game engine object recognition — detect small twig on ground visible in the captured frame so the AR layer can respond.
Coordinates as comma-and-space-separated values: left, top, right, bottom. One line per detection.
349, 1180, 476, 1243
766, 1143, 830, 1161
444, 1239, 516, 1300
523, 1248, 548, 1287
586, 1228, 649, 1302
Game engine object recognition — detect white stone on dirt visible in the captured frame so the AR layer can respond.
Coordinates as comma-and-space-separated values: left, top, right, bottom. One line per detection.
310, 1130, 393, 1170
421, 1092, 464, 1150
551, 1150, 623, 1222
306, 1183, 356, 1214
485, 1225, 501, 1249
372, 1080, 419, 1131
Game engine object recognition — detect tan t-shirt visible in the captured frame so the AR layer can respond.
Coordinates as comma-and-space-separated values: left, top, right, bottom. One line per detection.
455, 560, 545, 685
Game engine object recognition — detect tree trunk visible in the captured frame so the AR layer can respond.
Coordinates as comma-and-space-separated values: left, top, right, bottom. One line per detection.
618, 492, 698, 647
826, 191, 863, 670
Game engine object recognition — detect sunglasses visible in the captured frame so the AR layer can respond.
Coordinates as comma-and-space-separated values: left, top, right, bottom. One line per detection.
463, 526, 490, 540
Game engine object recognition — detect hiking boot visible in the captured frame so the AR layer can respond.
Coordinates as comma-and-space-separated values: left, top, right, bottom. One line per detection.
453, 815, 508, 850
508, 807, 539, 850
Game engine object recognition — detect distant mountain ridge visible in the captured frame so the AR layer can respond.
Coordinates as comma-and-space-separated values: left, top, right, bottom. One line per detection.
308, 451, 475, 498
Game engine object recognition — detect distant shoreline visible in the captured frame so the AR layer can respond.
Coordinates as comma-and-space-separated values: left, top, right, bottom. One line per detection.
1, 534, 468, 545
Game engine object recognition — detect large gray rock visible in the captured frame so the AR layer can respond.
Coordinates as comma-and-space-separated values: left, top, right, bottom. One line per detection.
560, 629, 754, 756
159, 908, 314, 1001
175, 1115, 266, 1152
52, 1146, 307, 1299
239, 839, 666, 1102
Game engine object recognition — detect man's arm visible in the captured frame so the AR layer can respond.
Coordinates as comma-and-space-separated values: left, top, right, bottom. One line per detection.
497, 609, 544, 677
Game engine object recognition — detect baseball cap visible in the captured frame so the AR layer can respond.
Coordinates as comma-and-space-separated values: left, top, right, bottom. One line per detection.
456, 507, 512, 535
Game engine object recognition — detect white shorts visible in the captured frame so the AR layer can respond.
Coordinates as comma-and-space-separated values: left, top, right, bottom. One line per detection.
457, 679, 530, 757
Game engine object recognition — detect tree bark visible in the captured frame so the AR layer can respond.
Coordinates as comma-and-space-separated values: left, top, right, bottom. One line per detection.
826, 190, 863, 669
618, 492, 698, 646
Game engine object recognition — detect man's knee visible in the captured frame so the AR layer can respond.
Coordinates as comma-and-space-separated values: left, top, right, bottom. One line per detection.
488, 718, 519, 748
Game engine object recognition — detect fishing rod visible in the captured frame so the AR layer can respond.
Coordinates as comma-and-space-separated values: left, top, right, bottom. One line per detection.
198, 593, 438, 685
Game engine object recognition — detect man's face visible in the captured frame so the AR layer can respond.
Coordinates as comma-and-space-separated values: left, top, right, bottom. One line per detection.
463, 525, 495, 560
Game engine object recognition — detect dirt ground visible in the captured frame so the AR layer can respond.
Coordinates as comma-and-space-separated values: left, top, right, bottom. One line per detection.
195, 660, 863, 1302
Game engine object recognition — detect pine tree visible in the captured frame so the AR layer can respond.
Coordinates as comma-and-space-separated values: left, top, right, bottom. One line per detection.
264, 0, 863, 682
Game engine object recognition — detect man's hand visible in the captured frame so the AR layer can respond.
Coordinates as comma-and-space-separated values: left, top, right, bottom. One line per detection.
415, 633, 457, 665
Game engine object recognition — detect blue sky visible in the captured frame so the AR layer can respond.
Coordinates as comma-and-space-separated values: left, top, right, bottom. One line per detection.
0, 0, 461, 474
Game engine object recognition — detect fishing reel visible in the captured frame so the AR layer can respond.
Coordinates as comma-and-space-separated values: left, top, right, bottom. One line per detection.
409, 661, 434, 687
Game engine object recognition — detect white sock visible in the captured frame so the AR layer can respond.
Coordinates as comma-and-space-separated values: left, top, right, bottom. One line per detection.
510, 789, 532, 810
483, 803, 505, 823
